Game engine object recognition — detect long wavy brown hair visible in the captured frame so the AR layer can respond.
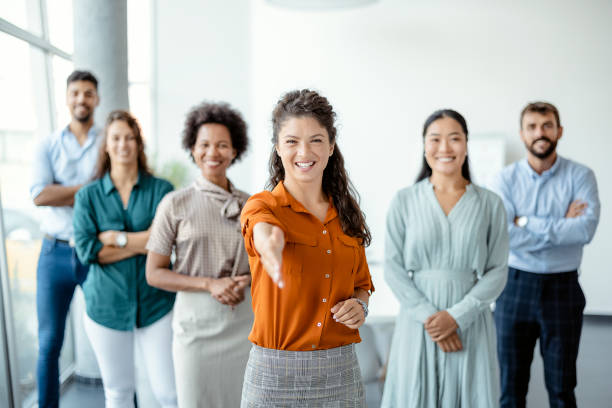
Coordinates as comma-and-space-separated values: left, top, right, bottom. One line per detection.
93, 110, 152, 180
267, 89, 371, 246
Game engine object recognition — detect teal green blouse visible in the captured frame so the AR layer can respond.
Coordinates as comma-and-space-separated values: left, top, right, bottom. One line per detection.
73, 172, 175, 331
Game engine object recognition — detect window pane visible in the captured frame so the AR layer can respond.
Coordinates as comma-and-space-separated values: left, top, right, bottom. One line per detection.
45, 0, 73, 54
0, 0, 43, 37
0, 32, 74, 406
127, 0, 151, 83
0, 32, 44, 405
52, 56, 74, 129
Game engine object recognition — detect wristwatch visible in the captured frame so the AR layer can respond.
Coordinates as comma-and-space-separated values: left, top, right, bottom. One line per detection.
353, 298, 369, 318
516, 216, 528, 228
115, 232, 127, 248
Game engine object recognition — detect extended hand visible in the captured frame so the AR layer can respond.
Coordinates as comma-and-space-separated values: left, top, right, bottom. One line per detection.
424, 310, 459, 341
254, 223, 285, 288
565, 199, 587, 218
98, 230, 119, 246
331, 299, 365, 330
436, 331, 463, 353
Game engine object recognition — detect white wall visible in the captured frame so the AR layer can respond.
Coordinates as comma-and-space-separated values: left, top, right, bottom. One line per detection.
152, 0, 253, 191
249, 0, 612, 314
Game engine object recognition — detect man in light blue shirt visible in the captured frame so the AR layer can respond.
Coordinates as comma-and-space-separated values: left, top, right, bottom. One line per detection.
30, 70, 102, 408
491, 102, 600, 408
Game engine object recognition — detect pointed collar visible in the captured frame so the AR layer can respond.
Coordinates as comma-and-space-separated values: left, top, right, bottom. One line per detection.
102, 171, 144, 195
271, 181, 338, 223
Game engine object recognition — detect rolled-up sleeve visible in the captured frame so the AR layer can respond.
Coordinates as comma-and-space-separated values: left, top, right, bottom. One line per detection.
354, 245, 374, 294
73, 188, 103, 265
240, 194, 287, 257
30, 137, 53, 200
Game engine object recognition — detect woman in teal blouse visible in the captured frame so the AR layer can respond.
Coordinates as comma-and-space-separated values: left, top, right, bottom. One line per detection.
73, 110, 177, 408
381, 109, 509, 407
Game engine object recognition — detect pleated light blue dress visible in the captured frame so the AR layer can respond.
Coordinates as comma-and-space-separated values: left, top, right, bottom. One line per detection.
381, 179, 509, 408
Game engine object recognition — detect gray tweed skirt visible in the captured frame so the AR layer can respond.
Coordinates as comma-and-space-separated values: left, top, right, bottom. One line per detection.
240, 344, 365, 407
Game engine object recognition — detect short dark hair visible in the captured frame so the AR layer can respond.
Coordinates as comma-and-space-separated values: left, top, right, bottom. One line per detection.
416, 109, 471, 183
181, 102, 248, 164
66, 70, 98, 90
520, 101, 561, 128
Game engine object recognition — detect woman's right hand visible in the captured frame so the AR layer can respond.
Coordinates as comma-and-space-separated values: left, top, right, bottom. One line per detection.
435, 331, 463, 353
209, 277, 244, 305
253, 223, 285, 288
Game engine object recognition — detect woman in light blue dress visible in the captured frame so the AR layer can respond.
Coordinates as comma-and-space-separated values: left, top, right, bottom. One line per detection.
381, 109, 509, 407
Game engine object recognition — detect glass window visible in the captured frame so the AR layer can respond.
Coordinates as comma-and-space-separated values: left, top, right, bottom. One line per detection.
52, 55, 74, 129
45, 0, 73, 54
0, 32, 75, 406
0, 0, 43, 37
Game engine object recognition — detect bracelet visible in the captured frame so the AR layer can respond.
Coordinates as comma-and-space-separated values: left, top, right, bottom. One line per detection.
353, 298, 369, 318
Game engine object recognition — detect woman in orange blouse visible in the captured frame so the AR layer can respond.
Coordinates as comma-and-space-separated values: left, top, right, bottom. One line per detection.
240, 89, 374, 407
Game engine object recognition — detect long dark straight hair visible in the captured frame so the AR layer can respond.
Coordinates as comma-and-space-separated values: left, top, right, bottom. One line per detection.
93, 110, 152, 180
267, 89, 371, 246
415, 109, 472, 183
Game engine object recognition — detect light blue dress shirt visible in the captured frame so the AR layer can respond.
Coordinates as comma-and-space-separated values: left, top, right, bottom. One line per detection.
30, 124, 102, 240
491, 156, 600, 273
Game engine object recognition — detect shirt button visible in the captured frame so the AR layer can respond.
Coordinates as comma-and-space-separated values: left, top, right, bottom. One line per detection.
322, 230, 327, 234
325, 274, 330, 278
326, 249, 332, 254
322, 298, 327, 303
317, 322, 322, 327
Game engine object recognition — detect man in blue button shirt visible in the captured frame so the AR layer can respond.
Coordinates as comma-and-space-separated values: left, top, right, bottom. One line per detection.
30, 70, 102, 408
492, 102, 600, 408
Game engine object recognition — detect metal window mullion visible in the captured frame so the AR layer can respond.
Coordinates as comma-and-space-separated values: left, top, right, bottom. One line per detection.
0, 192, 17, 408
0, 19, 71, 60
39, 0, 59, 131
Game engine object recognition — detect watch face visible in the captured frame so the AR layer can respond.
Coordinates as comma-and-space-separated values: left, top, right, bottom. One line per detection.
116, 233, 127, 247
518, 216, 528, 228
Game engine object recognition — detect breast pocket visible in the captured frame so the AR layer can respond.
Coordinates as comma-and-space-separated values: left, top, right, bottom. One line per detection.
283, 231, 318, 287
336, 234, 359, 275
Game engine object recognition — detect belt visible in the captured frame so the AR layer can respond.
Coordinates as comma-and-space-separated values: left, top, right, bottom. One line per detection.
44, 234, 75, 247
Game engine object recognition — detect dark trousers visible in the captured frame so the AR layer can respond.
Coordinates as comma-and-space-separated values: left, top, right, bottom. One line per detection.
495, 267, 585, 408
36, 238, 88, 408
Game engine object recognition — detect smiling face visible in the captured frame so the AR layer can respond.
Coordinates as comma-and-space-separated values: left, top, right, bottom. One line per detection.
191, 123, 236, 184
275, 116, 334, 187
105, 120, 140, 167
424, 116, 468, 177
520, 111, 563, 159
66, 80, 99, 123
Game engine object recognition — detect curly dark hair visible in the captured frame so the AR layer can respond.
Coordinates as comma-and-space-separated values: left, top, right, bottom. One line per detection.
93, 110, 152, 180
181, 102, 249, 164
416, 109, 472, 183
268, 89, 371, 246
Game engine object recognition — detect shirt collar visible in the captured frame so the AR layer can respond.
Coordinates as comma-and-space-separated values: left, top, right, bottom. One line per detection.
271, 181, 338, 223
102, 171, 144, 195
62, 123, 101, 150
520, 155, 563, 180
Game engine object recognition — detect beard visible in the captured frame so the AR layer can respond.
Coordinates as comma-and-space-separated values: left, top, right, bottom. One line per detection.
74, 105, 92, 123
526, 137, 557, 159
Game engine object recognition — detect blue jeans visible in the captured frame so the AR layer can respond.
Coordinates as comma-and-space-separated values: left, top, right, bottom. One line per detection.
36, 238, 88, 408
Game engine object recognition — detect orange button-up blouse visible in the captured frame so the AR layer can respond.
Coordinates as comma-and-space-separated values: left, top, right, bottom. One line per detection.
240, 181, 374, 351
